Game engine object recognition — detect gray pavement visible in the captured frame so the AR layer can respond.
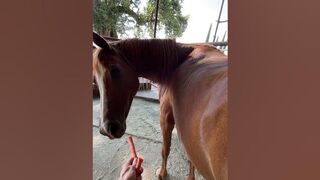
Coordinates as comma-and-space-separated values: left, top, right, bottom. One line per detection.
93, 97, 204, 180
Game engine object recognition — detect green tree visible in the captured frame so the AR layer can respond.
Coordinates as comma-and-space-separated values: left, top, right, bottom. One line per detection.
93, 0, 189, 38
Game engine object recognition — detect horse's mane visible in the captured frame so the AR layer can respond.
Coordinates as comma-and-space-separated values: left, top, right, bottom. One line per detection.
114, 39, 190, 83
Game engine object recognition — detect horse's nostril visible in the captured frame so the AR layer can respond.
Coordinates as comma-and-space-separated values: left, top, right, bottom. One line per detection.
99, 128, 106, 135
108, 122, 119, 136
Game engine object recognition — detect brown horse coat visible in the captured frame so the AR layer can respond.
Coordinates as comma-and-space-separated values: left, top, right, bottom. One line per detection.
93, 33, 227, 180
158, 45, 227, 180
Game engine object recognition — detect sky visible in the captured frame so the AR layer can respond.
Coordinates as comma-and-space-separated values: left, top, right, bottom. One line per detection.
137, 0, 228, 43
177, 0, 228, 43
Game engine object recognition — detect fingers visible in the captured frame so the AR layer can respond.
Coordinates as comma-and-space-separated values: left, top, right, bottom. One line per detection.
128, 166, 138, 178
137, 167, 143, 176
133, 158, 143, 176
132, 157, 137, 167
120, 157, 144, 179
120, 157, 134, 176
121, 157, 134, 169
126, 157, 135, 166
120, 166, 137, 180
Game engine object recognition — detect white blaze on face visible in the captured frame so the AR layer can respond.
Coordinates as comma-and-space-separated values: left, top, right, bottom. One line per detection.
93, 49, 108, 127
96, 74, 108, 128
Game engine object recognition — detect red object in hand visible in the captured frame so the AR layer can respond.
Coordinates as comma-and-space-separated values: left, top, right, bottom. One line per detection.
136, 157, 143, 170
128, 136, 144, 176
128, 136, 137, 158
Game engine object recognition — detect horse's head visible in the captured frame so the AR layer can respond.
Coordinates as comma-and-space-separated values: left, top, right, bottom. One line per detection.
93, 32, 139, 139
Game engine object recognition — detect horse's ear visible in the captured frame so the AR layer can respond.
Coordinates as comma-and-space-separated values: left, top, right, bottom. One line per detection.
93, 32, 110, 50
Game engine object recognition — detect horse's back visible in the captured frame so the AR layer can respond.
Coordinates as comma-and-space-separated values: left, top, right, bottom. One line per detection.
170, 47, 228, 179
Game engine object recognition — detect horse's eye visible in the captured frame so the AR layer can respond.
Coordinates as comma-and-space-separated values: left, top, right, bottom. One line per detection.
109, 65, 121, 79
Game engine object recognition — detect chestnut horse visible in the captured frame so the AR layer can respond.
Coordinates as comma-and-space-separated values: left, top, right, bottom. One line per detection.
93, 32, 227, 180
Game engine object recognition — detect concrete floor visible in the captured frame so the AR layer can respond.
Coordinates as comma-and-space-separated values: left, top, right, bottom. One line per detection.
93, 98, 204, 180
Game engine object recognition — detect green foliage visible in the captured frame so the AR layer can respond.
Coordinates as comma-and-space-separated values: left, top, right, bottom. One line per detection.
93, 0, 188, 38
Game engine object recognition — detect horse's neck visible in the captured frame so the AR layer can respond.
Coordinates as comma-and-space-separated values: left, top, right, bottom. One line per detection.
115, 39, 193, 84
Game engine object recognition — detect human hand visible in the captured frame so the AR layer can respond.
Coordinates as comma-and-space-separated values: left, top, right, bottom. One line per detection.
119, 157, 143, 180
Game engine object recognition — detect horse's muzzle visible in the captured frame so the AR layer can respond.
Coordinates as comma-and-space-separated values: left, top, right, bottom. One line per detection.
99, 121, 125, 139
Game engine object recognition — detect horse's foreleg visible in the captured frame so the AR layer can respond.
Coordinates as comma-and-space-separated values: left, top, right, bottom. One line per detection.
187, 160, 195, 180
156, 108, 174, 180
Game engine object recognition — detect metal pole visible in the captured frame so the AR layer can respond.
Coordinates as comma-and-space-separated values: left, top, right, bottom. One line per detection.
221, 31, 227, 49
206, 23, 213, 42
153, 0, 160, 38
213, 0, 225, 42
